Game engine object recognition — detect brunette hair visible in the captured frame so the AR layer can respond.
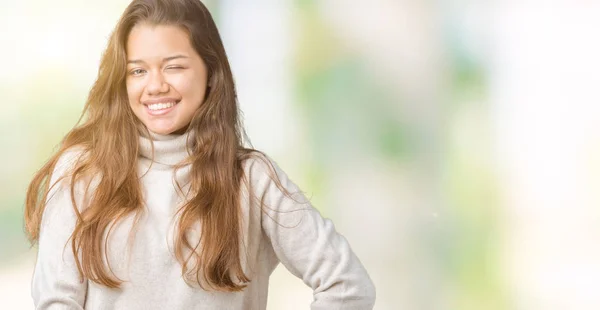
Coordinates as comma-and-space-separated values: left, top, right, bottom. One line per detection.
25, 0, 290, 292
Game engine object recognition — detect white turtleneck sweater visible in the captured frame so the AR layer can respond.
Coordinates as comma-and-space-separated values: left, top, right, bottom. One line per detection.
31, 132, 375, 310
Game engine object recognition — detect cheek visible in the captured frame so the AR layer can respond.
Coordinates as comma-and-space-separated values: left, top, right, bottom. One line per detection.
171, 74, 206, 104
126, 80, 144, 103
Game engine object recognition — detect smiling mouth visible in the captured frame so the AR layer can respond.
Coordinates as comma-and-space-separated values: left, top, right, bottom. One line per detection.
145, 100, 180, 111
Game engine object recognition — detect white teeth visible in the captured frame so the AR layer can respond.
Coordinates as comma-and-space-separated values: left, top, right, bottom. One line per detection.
147, 102, 176, 111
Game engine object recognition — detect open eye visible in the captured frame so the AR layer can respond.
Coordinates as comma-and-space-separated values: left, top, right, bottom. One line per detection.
129, 68, 146, 76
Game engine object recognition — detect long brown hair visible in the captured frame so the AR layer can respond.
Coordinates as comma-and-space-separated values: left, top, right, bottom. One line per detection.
25, 0, 283, 292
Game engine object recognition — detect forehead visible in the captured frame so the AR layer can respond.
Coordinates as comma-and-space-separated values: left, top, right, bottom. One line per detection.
126, 23, 194, 59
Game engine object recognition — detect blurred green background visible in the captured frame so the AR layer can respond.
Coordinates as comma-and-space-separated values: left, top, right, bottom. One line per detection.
2, 1, 600, 309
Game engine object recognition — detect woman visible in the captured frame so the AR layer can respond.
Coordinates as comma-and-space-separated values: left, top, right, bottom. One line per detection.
25, 0, 376, 309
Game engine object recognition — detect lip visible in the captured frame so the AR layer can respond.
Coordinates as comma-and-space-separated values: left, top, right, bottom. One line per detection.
143, 99, 181, 116
142, 97, 181, 105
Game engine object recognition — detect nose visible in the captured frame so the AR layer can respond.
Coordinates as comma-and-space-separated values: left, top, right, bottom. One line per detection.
145, 71, 169, 95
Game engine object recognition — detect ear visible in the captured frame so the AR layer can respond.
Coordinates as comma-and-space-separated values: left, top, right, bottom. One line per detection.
207, 74, 213, 88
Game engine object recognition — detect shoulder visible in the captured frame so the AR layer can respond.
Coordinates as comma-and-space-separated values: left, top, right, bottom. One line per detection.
241, 151, 287, 185
242, 151, 273, 172
47, 145, 94, 200
54, 146, 88, 172
240, 151, 307, 202
51, 145, 89, 183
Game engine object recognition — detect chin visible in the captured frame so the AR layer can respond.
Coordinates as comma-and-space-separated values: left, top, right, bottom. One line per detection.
144, 120, 188, 135
147, 126, 175, 135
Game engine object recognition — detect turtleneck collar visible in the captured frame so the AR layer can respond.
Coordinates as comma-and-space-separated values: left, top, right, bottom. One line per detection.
138, 130, 194, 166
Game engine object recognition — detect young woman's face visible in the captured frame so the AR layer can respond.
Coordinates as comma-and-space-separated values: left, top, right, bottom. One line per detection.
126, 23, 209, 135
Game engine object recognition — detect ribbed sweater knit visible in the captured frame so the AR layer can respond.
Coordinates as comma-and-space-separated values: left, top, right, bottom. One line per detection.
32, 131, 375, 309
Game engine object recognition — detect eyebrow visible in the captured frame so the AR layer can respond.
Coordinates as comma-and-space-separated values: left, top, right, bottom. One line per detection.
126, 55, 189, 65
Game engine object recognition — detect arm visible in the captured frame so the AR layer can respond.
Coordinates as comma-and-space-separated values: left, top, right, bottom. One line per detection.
247, 156, 376, 310
32, 150, 88, 309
